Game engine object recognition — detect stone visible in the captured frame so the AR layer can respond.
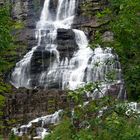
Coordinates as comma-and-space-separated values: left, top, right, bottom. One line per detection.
102, 31, 114, 42
11, 0, 43, 50
0, 0, 4, 6
57, 28, 79, 59
57, 28, 75, 40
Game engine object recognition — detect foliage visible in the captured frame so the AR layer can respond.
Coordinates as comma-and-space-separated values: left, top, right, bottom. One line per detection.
0, 78, 12, 93
45, 94, 140, 140
0, 3, 25, 92
68, 82, 106, 105
44, 77, 140, 140
108, 0, 140, 101
0, 3, 25, 71
0, 5, 13, 75
45, 119, 73, 140
0, 5, 13, 50
9, 132, 18, 140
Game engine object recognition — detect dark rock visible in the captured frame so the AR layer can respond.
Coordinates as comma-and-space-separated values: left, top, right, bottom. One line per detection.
57, 28, 78, 59
57, 28, 75, 40
0, 0, 4, 6
25, 18, 37, 29
27, 28, 79, 88
73, 0, 110, 41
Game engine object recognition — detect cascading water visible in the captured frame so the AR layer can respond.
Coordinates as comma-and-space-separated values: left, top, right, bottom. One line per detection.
12, 110, 63, 139
68, 29, 93, 90
11, 0, 125, 139
11, 0, 76, 89
11, 0, 123, 92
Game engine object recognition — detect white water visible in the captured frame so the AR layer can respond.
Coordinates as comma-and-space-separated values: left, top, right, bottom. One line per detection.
127, 102, 140, 114
68, 29, 93, 90
85, 47, 123, 99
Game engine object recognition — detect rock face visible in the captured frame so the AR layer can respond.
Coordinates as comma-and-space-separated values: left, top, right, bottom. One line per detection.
3, 88, 70, 134
11, 0, 44, 48
0, 0, 4, 6
4, 88, 67, 122
3, 84, 125, 131
57, 28, 78, 60
74, 0, 111, 41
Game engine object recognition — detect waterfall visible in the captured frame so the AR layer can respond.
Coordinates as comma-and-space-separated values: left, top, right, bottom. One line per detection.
11, 0, 123, 92
11, 0, 125, 139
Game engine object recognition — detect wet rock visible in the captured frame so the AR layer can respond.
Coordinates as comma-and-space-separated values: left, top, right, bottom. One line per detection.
0, 0, 4, 6
57, 28, 78, 59
73, 0, 110, 41
57, 29, 75, 40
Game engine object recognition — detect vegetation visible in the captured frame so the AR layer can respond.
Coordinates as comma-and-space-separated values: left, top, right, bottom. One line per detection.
0, 4, 25, 93
108, 0, 140, 101
0, 4, 12, 134
45, 86, 140, 140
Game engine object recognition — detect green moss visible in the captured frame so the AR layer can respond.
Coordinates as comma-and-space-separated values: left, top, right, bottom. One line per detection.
14, 21, 25, 30
0, 95, 5, 132
0, 4, 27, 134
0, 135, 3, 140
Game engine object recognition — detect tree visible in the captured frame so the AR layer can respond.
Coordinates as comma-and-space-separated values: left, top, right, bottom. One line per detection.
0, 5, 13, 50
108, 0, 140, 100
0, 4, 14, 73
0, 4, 13, 134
